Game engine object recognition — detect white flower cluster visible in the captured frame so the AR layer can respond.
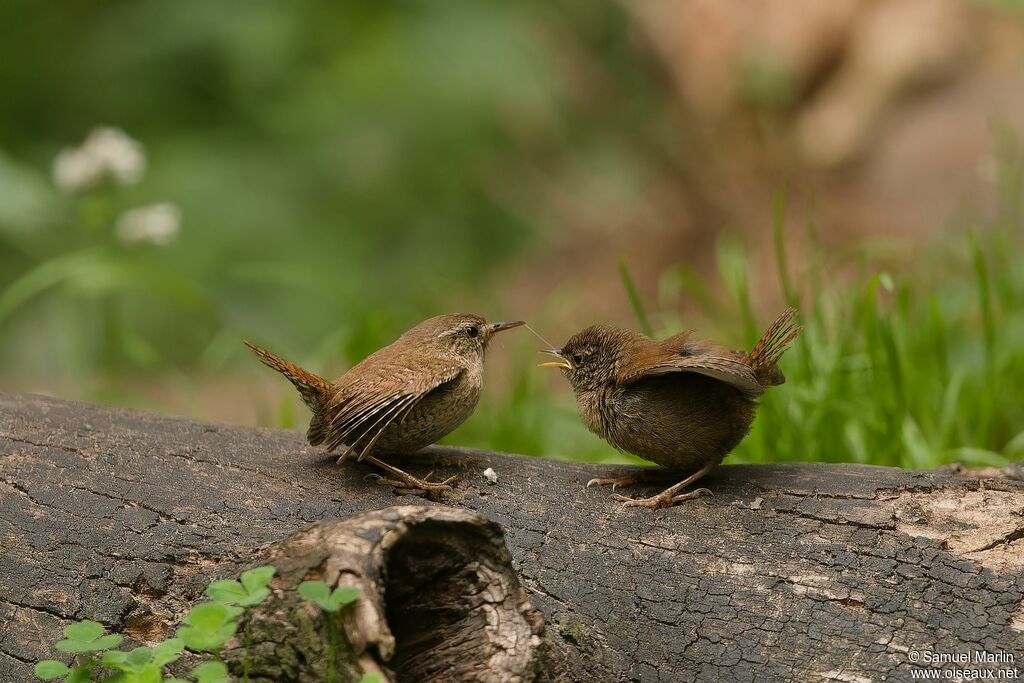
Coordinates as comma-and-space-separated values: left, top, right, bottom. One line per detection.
51, 126, 182, 247
115, 203, 182, 247
52, 127, 147, 194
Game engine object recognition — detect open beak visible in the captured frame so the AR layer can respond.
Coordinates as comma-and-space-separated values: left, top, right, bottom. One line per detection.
538, 348, 572, 370
486, 320, 525, 337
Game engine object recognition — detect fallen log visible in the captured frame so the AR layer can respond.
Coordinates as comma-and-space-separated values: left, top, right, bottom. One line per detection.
1, 392, 1022, 682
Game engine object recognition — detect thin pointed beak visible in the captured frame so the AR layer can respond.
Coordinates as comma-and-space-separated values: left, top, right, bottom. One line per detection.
486, 320, 524, 336
538, 348, 572, 370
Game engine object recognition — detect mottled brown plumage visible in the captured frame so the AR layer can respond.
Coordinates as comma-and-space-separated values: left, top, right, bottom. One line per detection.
541, 309, 800, 508
245, 314, 523, 493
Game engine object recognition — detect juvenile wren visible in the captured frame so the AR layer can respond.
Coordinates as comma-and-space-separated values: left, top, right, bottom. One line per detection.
245, 314, 523, 494
540, 309, 800, 508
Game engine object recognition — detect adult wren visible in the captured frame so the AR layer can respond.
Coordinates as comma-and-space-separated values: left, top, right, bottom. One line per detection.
540, 309, 800, 508
245, 314, 523, 494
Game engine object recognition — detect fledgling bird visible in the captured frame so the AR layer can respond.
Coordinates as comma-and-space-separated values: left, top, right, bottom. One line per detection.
540, 309, 800, 508
245, 314, 523, 494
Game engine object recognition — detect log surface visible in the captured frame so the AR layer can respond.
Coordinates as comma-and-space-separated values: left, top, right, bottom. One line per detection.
1, 392, 1023, 682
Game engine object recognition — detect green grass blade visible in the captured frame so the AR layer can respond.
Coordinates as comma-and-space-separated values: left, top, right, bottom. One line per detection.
969, 230, 996, 370
772, 187, 798, 307
618, 258, 653, 336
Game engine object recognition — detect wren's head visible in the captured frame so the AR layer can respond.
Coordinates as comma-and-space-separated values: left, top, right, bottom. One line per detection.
539, 325, 641, 393
402, 313, 524, 362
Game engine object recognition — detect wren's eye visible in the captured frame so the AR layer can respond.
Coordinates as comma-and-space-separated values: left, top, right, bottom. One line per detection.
571, 353, 585, 366
464, 325, 479, 338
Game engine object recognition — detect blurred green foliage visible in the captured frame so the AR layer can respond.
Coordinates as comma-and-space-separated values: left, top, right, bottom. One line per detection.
0, 0, 653, 376
467, 181, 1024, 469
462, 130, 1024, 468
0, 1, 1022, 471
712, 198, 1023, 470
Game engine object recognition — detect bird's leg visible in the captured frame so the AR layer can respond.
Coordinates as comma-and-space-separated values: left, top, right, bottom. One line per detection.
361, 455, 457, 494
611, 463, 716, 509
586, 467, 680, 491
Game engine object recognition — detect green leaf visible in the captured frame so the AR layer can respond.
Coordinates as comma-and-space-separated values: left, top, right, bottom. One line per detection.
236, 586, 270, 607
92, 634, 124, 650
55, 633, 123, 653
33, 660, 69, 680
359, 674, 383, 683
64, 620, 106, 642
125, 646, 152, 668
192, 660, 229, 683
240, 565, 276, 593
65, 667, 93, 683
150, 638, 184, 667
100, 650, 130, 667
56, 620, 123, 653
297, 580, 331, 609
183, 603, 230, 630
205, 580, 248, 604
178, 622, 238, 652
223, 605, 244, 621
123, 665, 162, 683
329, 586, 361, 609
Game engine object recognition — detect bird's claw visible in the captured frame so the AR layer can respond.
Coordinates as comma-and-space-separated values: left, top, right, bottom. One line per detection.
367, 470, 455, 494
612, 487, 713, 509
586, 475, 638, 490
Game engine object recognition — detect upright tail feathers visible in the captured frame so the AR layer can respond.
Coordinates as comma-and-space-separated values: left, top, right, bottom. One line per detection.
744, 308, 801, 386
243, 341, 334, 412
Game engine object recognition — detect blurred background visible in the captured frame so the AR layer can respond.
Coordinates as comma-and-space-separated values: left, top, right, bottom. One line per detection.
1, 0, 1022, 469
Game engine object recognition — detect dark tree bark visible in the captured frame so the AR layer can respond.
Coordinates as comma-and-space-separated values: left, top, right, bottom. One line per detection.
2, 392, 1023, 682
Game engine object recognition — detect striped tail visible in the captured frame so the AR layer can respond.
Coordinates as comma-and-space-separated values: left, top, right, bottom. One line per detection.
744, 308, 801, 386
243, 341, 335, 413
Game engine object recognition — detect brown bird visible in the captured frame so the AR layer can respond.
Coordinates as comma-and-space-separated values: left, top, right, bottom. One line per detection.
540, 309, 800, 508
245, 314, 523, 493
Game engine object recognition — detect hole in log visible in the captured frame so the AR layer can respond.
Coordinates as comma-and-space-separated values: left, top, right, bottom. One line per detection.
240, 507, 542, 682
383, 519, 524, 682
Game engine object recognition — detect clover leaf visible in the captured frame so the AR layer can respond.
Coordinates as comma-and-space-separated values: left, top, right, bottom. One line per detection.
205, 565, 275, 607
125, 646, 154, 668
109, 664, 162, 683
177, 603, 238, 652
55, 620, 123, 653
240, 566, 275, 593
191, 660, 229, 683
63, 667, 92, 683
298, 580, 361, 613
100, 650, 129, 667
150, 638, 185, 667
205, 580, 247, 604
33, 660, 69, 680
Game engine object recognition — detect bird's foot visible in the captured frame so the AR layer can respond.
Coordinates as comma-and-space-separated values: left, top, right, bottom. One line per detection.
359, 454, 458, 495
612, 487, 713, 509
367, 468, 457, 495
586, 468, 680, 491
586, 474, 641, 491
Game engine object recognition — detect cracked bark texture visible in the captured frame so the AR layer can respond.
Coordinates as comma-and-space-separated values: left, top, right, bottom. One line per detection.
1, 392, 1023, 682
